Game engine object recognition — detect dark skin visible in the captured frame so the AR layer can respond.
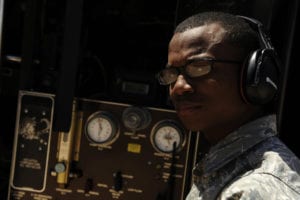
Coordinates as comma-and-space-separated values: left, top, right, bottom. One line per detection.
168, 22, 263, 145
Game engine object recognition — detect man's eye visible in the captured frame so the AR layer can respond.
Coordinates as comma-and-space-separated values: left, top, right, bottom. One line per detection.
186, 64, 211, 77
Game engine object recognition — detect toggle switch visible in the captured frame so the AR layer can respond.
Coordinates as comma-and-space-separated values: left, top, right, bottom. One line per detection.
113, 171, 123, 191
84, 178, 94, 193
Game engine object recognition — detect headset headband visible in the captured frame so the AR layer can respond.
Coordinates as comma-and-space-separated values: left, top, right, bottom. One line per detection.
236, 15, 274, 50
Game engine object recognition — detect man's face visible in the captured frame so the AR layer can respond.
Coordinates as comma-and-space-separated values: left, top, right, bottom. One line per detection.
168, 23, 261, 144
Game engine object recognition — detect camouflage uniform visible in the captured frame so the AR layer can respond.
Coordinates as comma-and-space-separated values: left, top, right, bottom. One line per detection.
186, 115, 300, 200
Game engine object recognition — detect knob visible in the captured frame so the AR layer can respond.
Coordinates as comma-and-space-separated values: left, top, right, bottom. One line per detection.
85, 178, 94, 193
54, 162, 66, 173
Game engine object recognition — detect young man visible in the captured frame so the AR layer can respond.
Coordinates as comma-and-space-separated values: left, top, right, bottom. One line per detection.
157, 11, 300, 199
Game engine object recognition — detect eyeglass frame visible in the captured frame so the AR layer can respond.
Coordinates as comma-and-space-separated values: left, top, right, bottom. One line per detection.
156, 57, 243, 85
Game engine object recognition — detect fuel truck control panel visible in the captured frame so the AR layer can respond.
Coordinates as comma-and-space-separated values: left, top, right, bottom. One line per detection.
7, 90, 198, 200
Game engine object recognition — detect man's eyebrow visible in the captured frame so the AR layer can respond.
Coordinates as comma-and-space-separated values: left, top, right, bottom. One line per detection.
165, 58, 202, 69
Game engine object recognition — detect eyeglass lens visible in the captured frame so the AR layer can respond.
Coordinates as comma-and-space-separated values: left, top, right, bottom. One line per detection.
158, 60, 212, 85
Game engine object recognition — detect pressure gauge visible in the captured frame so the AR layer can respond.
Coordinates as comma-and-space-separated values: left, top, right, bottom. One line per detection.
85, 111, 119, 145
122, 106, 151, 131
150, 120, 185, 153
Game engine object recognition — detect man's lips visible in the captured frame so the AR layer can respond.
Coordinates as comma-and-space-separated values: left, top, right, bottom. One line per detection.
175, 103, 203, 115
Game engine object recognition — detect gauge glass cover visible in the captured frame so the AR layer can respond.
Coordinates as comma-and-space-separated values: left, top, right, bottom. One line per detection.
85, 112, 118, 145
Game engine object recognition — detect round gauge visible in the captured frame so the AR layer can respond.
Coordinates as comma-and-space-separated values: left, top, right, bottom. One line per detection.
122, 106, 152, 131
85, 111, 119, 145
150, 120, 185, 153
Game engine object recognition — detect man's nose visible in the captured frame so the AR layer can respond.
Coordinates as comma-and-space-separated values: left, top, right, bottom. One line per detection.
170, 74, 194, 95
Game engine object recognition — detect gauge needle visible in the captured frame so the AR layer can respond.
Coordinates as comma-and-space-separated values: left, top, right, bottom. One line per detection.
97, 119, 102, 136
164, 131, 172, 144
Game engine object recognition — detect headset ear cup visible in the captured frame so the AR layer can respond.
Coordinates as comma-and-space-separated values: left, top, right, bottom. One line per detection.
241, 49, 279, 105
237, 15, 280, 106
240, 50, 258, 104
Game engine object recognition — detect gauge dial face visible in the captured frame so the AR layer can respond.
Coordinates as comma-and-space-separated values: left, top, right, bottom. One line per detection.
151, 120, 185, 153
85, 111, 119, 145
122, 106, 151, 131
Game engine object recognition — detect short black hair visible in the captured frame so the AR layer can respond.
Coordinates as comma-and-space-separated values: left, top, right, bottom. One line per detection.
174, 11, 260, 55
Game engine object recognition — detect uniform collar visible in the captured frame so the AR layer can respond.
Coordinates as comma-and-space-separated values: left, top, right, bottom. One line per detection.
201, 114, 277, 174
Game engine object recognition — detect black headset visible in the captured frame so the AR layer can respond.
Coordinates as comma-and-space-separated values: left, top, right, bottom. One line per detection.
237, 15, 280, 105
